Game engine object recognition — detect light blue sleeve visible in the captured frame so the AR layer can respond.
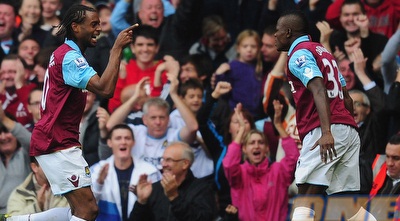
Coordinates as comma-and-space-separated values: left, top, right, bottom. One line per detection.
62, 50, 97, 89
338, 72, 346, 87
110, 0, 131, 37
288, 49, 323, 87
163, 0, 175, 16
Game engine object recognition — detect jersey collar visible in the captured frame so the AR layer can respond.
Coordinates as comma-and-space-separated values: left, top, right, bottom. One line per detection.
65, 39, 82, 53
288, 35, 310, 55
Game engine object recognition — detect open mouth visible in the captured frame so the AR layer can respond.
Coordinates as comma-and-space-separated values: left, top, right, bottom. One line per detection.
253, 151, 261, 156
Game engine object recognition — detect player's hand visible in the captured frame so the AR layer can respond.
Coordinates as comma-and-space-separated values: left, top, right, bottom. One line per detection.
311, 132, 336, 163
114, 24, 139, 50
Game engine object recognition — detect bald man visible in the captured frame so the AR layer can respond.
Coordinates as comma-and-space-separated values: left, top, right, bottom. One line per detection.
129, 141, 217, 221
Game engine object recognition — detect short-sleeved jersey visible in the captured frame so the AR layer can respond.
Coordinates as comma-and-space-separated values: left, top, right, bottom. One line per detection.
130, 124, 181, 169
286, 36, 357, 141
30, 40, 97, 156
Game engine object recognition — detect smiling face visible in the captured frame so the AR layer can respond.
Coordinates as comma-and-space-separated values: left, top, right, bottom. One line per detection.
131, 36, 158, 65
0, 130, 18, 157
0, 59, 17, 88
0, 4, 15, 40
41, 0, 61, 19
340, 3, 363, 35
138, 0, 164, 28
242, 131, 269, 166
19, 0, 42, 25
161, 143, 190, 180
179, 63, 198, 83
74, 10, 101, 49
107, 128, 135, 160
18, 39, 40, 65
182, 88, 203, 113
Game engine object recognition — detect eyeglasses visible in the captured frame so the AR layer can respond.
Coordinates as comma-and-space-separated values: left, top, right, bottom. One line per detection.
160, 157, 186, 164
353, 101, 368, 108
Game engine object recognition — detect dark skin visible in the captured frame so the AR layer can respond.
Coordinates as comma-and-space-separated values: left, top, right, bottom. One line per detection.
72, 10, 139, 98
275, 15, 338, 195
62, 10, 139, 221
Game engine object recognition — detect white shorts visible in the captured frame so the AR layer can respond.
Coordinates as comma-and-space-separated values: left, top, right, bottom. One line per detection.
35, 147, 92, 195
295, 124, 360, 195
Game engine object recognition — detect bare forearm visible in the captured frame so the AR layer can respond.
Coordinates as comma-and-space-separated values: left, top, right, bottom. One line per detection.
87, 47, 123, 98
107, 94, 139, 130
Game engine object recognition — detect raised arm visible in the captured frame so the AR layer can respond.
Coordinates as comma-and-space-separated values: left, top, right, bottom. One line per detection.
106, 77, 149, 130
222, 103, 245, 189
87, 24, 138, 98
168, 73, 198, 144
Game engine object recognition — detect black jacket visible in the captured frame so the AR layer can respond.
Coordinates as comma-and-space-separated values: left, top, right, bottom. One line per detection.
129, 171, 216, 221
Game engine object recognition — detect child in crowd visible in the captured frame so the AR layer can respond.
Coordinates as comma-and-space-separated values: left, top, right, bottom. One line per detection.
214, 29, 264, 120
169, 78, 214, 178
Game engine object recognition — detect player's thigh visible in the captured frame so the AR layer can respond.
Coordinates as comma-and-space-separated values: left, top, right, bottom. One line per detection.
35, 147, 92, 195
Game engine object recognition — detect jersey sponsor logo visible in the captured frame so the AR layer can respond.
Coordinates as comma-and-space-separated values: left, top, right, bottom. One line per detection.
67, 174, 80, 187
74, 57, 88, 68
295, 55, 307, 68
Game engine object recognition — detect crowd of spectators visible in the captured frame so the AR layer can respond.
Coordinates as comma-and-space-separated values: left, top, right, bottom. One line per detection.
0, 0, 399, 220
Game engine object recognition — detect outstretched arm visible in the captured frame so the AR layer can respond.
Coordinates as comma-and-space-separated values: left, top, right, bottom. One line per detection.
106, 77, 149, 130
87, 24, 138, 98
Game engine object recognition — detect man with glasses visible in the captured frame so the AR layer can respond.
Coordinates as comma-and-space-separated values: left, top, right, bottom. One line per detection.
350, 88, 388, 194
129, 141, 216, 221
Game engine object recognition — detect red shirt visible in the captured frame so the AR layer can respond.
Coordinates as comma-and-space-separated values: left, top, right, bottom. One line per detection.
108, 59, 167, 113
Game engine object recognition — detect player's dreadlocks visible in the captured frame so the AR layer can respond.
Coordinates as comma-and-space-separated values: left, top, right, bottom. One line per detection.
55, 4, 97, 40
